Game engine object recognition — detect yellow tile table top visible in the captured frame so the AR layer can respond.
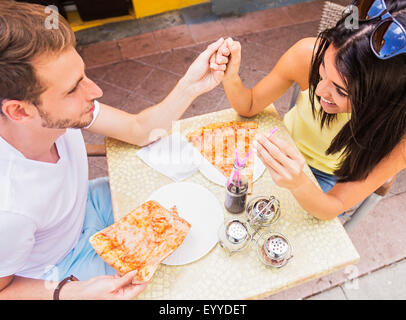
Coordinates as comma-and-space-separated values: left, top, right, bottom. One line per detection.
105, 106, 360, 299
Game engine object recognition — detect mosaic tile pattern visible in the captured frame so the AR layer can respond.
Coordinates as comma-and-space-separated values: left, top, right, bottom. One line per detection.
106, 106, 359, 299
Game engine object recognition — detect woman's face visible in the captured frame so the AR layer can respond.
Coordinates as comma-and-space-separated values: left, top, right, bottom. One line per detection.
315, 45, 351, 114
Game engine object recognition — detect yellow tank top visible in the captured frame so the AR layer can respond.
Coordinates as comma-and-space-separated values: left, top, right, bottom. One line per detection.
283, 88, 351, 175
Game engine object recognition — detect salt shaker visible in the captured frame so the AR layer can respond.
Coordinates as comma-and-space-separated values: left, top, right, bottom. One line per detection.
218, 218, 252, 254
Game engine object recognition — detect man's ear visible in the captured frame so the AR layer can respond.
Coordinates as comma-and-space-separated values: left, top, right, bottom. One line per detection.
1, 100, 37, 122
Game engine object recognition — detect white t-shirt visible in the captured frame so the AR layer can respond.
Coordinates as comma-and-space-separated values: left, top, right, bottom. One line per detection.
0, 101, 100, 279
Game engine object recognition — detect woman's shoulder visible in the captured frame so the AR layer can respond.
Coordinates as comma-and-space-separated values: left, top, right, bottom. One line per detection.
281, 37, 318, 90
291, 37, 318, 53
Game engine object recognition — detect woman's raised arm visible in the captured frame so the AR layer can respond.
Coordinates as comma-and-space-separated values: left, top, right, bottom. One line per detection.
220, 37, 317, 117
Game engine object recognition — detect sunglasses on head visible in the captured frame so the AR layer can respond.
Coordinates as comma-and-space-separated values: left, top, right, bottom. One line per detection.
349, 0, 406, 59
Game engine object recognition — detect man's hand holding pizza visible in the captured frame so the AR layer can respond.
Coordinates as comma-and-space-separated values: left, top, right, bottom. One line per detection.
59, 271, 148, 300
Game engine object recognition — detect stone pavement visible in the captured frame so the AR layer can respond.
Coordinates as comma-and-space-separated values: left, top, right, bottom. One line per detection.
78, 0, 406, 299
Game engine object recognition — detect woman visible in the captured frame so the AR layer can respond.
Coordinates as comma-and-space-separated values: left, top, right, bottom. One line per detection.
215, 0, 406, 220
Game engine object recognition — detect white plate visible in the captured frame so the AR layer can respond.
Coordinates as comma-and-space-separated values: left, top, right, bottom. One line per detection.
147, 182, 223, 266
199, 154, 266, 186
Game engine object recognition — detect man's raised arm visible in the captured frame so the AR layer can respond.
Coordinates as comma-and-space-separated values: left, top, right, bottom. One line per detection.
86, 38, 229, 147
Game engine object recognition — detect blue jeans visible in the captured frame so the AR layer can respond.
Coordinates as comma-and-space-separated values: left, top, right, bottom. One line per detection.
310, 166, 338, 193
309, 167, 344, 217
41, 177, 116, 281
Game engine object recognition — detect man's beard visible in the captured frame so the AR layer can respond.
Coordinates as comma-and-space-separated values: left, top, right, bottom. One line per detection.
37, 106, 92, 129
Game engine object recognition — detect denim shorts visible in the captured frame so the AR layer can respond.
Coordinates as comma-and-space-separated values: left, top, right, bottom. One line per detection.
309, 166, 338, 193
41, 177, 116, 282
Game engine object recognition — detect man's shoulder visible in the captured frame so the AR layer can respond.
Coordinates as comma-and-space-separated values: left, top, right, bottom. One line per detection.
0, 129, 87, 217
0, 210, 35, 225
0, 135, 21, 159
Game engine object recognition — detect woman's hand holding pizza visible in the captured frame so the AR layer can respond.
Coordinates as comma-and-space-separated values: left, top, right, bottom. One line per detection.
253, 128, 308, 191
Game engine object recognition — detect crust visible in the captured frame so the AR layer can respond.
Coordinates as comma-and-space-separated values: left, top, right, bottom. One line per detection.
186, 121, 258, 192
186, 121, 257, 138
89, 200, 191, 283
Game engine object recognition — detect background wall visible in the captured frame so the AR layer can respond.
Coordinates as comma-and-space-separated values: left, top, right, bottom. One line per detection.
212, 0, 312, 15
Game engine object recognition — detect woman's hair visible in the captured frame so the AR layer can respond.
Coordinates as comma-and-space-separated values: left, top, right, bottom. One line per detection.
0, 0, 76, 112
308, 0, 406, 182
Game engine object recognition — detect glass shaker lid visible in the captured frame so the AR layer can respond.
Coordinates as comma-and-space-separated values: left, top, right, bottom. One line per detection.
253, 199, 275, 217
225, 220, 249, 244
264, 235, 289, 260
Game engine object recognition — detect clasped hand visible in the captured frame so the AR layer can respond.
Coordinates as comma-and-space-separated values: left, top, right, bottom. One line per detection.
182, 37, 230, 96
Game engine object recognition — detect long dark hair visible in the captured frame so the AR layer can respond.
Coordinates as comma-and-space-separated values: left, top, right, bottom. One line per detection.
309, 0, 406, 182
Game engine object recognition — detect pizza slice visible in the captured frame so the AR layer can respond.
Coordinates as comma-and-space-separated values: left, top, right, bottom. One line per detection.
186, 121, 257, 193
89, 200, 191, 284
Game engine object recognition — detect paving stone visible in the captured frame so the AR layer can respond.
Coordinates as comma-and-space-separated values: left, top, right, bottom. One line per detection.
135, 68, 181, 104
137, 48, 200, 76
82, 130, 105, 145
118, 32, 160, 60
91, 80, 132, 109
181, 2, 219, 25
122, 93, 156, 115
134, 50, 173, 69
78, 40, 122, 68
101, 60, 154, 92
283, 0, 323, 24
274, 84, 296, 117
238, 66, 269, 88
267, 192, 406, 299
265, 274, 336, 299
221, 6, 293, 37
243, 20, 319, 57
343, 259, 406, 300
86, 65, 110, 81
185, 40, 218, 54
346, 193, 406, 272
75, 11, 185, 46
306, 285, 347, 300
88, 157, 108, 180
188, 20, 228, 44
238, 39, 281, 74
182, 86, 227, 119
153, 24, 196, 52
389, 168, 406, 196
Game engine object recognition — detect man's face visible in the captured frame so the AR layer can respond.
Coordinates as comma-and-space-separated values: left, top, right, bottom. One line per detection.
32, 46, 103, 129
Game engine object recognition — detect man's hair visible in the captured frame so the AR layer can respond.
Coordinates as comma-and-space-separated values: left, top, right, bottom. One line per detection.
0, 0, 76, 114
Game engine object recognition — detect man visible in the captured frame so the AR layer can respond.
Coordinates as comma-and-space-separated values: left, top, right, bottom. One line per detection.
0, 1, 228, 299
